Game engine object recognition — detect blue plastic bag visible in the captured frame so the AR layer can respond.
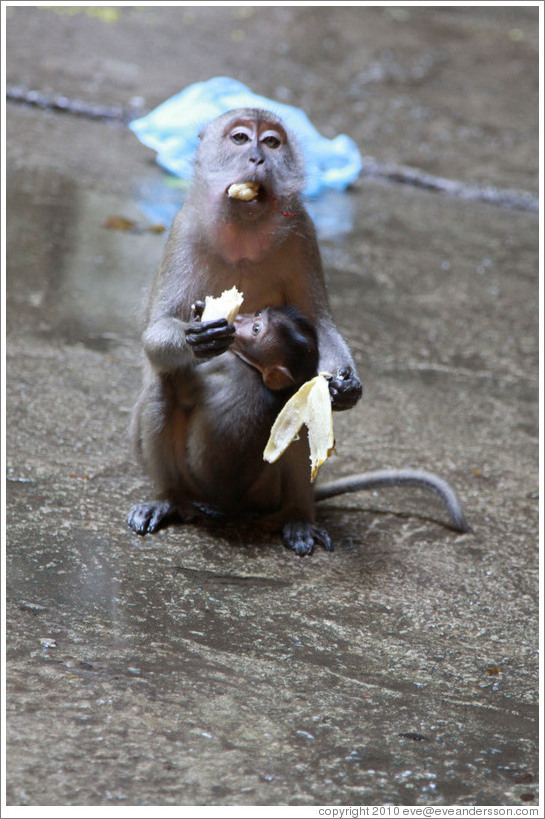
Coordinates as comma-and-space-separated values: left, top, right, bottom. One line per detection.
130, 77, 362, 198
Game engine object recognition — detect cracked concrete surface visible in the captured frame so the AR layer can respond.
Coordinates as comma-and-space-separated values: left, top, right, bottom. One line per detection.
3, 4, 540, 809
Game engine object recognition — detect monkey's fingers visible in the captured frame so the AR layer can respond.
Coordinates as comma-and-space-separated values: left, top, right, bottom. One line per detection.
282, 521, 333, 555
187, 319, 235, 346
192, 339, 235, 358
188, 317, 234, 334
187, 321, 235, 358
328, 368, 363, 411
190, 300, 206, 321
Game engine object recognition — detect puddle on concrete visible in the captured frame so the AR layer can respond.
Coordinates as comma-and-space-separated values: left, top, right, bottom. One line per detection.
6, 166, 164, 348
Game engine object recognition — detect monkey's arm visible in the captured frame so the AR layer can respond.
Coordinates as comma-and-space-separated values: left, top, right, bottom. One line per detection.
313, 313, 362, 411
286, 223, 362, 411
142, 316, 235, 374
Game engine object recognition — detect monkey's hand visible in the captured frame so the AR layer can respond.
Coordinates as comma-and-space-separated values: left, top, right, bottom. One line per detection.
186, 317, 235, 360
328, 367, 362, 411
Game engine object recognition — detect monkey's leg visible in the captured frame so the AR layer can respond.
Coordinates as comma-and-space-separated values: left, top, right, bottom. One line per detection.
129, 384, 197, 536
263, 439, 333, 556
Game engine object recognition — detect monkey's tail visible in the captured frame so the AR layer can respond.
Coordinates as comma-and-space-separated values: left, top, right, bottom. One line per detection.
314, 469, 471, 533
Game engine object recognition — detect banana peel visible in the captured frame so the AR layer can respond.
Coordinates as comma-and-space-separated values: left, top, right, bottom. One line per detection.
201, 286, 244, 324
263, 374, 335, 482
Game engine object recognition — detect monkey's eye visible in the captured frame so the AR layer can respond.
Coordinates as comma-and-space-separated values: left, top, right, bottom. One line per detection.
231, 131, 250, 145
254, 310, 262, 317
252, 323, 261, 335
262, 135, 281, 149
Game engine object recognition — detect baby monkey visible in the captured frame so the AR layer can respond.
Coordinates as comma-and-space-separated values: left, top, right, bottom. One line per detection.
128, 305, 469, 555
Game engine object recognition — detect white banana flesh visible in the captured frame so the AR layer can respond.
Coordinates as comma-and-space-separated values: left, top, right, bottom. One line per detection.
200, 286, 244, 324
227, 182, 259, 201
263, 374, 335, 482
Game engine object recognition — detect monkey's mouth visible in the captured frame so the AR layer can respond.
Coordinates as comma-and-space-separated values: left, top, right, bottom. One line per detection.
226, 182, 262, 203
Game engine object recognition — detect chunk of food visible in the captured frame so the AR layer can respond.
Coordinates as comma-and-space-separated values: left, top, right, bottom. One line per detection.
264, 374, 335, 482
201, 286, 244, 324
227, 182, 260, 201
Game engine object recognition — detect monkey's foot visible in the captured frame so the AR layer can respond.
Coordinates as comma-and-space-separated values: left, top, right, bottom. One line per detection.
127, 500, 183, 535
282, 521, 333, 556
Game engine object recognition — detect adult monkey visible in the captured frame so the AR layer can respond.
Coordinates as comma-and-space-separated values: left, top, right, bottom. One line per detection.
139, 108, 361, 406
129, 108, 469, 554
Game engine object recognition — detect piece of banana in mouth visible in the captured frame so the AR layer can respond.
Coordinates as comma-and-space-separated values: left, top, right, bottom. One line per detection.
227, 182, 260, 201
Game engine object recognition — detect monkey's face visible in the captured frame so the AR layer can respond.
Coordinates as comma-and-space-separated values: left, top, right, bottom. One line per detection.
232, 307, 318, 392
232, 308, 299, 392
232, 309, 270, 360
195, 108, 304, 212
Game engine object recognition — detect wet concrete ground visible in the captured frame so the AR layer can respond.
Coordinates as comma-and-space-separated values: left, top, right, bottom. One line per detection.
4, 4, 541, 810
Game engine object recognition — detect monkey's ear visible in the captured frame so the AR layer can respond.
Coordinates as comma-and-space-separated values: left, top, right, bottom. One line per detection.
262, 364, 297, 391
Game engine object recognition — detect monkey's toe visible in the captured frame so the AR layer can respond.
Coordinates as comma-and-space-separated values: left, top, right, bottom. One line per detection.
127, 502, 155, 535
282, 522, 333, 556
127, 501, 178, 535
